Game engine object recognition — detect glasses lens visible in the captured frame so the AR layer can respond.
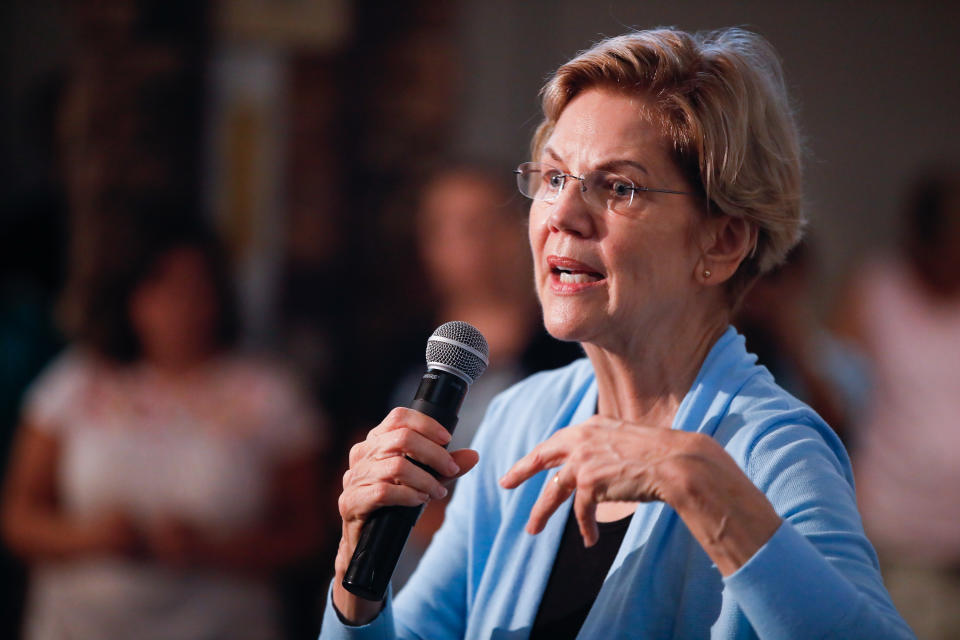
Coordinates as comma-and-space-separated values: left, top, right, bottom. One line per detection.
583, 171, 635, 213
517, 163, 560, 201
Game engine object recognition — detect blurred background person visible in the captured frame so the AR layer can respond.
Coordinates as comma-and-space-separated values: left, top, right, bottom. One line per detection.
389, 164, 581, 588
834, 166, 960, 640
1, 201, 327, 640
735, 241, 871, 444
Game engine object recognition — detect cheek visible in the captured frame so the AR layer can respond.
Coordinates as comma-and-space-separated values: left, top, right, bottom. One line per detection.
624, 229, 697, 295
527, 206, 548, 256
130, 288, 165, 333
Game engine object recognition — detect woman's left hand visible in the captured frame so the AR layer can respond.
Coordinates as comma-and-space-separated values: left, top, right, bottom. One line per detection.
499, 416, 782, 575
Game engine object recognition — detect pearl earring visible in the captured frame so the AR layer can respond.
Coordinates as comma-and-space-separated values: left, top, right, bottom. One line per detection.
703, 269, 712, 279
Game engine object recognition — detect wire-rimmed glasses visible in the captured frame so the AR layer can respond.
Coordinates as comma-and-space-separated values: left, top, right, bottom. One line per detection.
514, 161, 694, 215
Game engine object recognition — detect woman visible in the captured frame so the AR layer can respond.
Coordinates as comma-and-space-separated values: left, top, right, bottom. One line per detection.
836, 167, 960, 639
2, 210, 326, 639
323, 28, 913, 638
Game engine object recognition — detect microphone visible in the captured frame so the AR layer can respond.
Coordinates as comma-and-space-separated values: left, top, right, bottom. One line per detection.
342, 321, 489, 601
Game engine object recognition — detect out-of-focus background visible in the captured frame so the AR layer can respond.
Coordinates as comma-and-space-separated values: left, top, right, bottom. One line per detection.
1, 1, 959, 639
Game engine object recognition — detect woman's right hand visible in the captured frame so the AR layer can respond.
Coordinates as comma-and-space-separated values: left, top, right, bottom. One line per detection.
332, 407, 479, 624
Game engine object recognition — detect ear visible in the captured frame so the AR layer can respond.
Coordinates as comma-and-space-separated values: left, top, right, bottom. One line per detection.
697, 215, 757, 285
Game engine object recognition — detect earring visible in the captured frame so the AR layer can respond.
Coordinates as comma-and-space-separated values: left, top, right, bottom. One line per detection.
703, 269, 712, 279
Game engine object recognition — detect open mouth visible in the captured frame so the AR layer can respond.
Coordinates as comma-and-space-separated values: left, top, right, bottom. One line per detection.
552, 266, 604, 284
547, 255, 606, 285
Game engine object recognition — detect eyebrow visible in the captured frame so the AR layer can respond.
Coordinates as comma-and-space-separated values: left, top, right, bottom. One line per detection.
542, 146, 649, 176
596, 159, 649, 176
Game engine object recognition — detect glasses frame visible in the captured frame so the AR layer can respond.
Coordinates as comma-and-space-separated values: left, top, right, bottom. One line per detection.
514, 161, 694, 213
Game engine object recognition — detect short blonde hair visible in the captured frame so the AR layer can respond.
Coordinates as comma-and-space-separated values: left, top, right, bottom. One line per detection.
533, 28, 804, 300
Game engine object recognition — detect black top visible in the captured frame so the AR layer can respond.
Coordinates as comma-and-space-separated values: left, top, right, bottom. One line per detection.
529, 508, 633, 639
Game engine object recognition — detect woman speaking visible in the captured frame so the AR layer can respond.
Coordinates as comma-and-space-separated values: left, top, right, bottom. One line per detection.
322, 28, 913, 638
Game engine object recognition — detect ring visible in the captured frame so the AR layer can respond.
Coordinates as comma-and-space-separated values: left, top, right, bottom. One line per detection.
553, 471, 569, 491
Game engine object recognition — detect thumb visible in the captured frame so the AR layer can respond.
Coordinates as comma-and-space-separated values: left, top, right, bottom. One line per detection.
448, 449, 480, 480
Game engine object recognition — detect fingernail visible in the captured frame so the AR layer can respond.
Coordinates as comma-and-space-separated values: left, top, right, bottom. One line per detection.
434, 485, 448, 499
417, 491, 430, 502
446, 460, 460, 475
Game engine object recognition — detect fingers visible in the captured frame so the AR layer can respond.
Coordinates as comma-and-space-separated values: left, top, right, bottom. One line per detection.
499, 435, 568, 489
446, 449, 480, 481
525, 468, 575, 536
356, 482, 433, 511
574, 488, 599, 548
339, 408, 471, 529
369, 407, 452, 447
497, 431, 576, 536
353, 408, 460, 478
522, 469, 602, 548
345, 453, 448, 504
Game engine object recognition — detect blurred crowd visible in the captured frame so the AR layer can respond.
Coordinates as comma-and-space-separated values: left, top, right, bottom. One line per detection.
2, 2, 959, 639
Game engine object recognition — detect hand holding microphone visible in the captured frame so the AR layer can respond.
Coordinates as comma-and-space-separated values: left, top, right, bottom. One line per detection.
334, 322, 488, 619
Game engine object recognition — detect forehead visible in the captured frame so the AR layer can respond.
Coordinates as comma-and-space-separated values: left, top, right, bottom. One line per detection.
544, 88, 670, 169
420, 174, 505, 220
148, 246, 209, 281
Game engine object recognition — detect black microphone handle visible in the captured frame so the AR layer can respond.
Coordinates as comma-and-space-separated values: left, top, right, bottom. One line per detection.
341, 369, 467, 601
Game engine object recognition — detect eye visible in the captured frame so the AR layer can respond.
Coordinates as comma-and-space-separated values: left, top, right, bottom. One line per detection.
545, 171, 564, 189
600, 175, 634, 200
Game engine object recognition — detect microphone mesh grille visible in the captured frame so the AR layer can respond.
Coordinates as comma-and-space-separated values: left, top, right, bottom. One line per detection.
425, 321, 489, 383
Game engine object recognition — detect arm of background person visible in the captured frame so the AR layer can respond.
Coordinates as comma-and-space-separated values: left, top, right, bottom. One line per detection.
1, 423, 141, 561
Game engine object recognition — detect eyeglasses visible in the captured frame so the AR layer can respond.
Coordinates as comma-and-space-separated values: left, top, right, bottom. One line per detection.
514, 161, 694, 215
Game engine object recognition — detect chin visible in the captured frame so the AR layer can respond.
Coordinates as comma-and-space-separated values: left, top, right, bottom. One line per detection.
540, 306, 597, 345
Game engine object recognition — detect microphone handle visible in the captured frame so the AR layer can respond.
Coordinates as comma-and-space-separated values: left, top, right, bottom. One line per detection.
341, 370, 466, 601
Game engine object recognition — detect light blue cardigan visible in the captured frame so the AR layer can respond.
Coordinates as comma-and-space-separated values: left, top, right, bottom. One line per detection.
321, 327, 914, 639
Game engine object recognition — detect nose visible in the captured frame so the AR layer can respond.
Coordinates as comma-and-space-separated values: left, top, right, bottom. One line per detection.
546, 178, 596, 238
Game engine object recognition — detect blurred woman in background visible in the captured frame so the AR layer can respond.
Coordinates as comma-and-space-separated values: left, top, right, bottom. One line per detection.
2, 202, 326, 640
390, 165, 581, 589
837, 167, 960, 639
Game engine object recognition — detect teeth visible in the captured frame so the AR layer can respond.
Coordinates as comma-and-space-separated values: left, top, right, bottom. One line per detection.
559, 271, 598, 284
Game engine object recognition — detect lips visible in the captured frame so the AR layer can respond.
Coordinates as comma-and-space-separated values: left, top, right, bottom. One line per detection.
546, 255, 606, 290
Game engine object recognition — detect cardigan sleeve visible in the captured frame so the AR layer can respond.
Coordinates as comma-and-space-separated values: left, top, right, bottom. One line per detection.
722, 422, 915, 639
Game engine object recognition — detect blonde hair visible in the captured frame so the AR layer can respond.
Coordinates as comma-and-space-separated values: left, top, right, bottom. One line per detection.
533, 28, 804, 300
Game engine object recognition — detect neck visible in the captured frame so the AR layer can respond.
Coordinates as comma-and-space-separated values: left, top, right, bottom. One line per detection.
143, 347, 216, 377
583, 306, 729, 428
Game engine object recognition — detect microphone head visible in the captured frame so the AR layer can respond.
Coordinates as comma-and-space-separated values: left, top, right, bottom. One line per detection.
425, 321, 489, 384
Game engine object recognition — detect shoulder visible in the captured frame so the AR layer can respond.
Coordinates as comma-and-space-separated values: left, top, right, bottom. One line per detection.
22, 347, 99, 429
717, 369, 855, 493
846, 254, 911, 309
25, 347, 94, 409
30, 347, 96, 386
693, 330, 852, 488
